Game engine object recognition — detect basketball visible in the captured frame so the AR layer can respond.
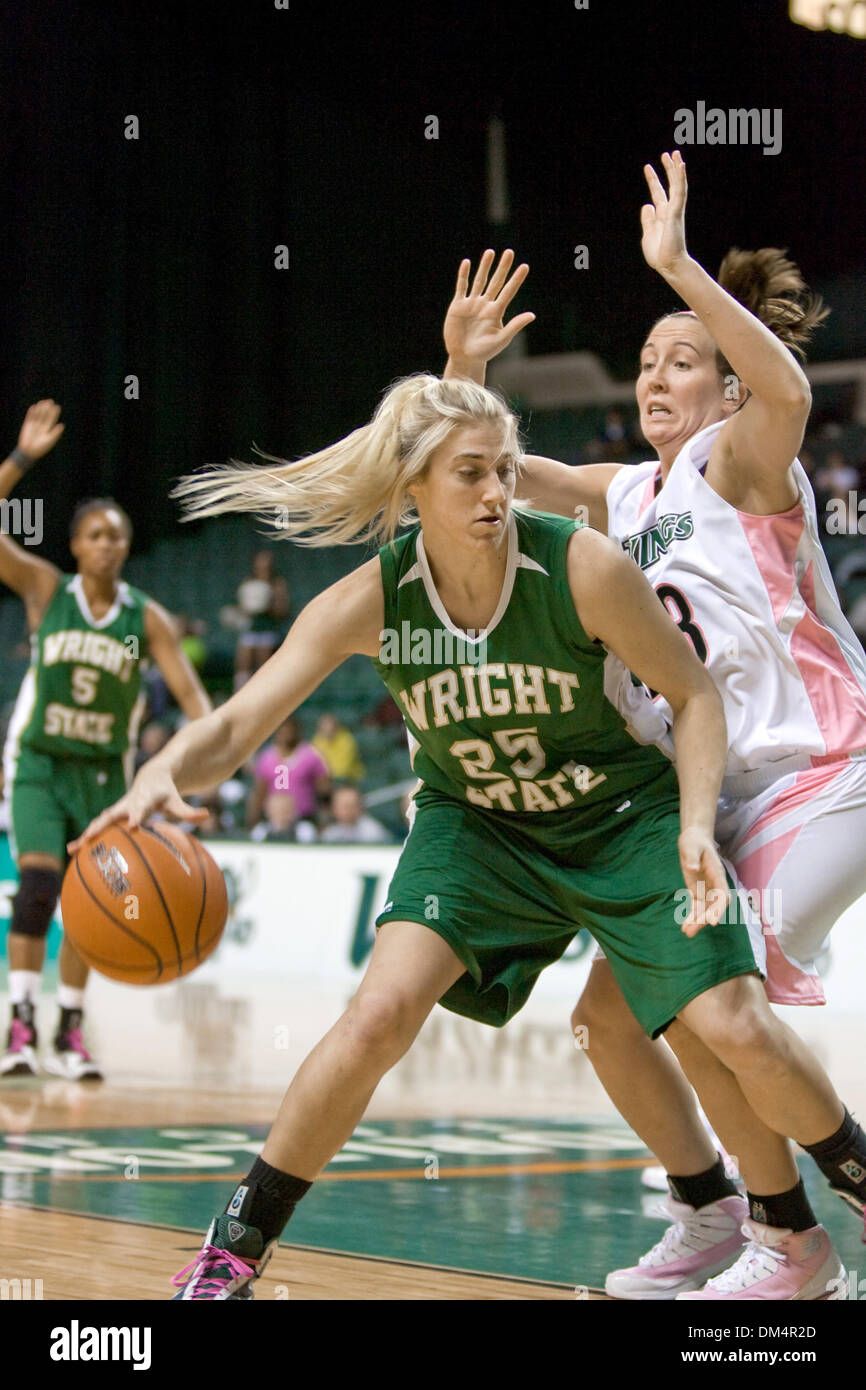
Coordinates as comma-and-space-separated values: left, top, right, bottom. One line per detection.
60, 822, 228, 986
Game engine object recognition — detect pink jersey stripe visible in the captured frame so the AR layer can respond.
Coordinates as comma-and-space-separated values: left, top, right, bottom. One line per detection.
734, 762, 850, 841
792, 562, 866, 754
737, 511, 866, 756
637, 466, 661, 518
736, 507, 802, 628
733, 826, 826, 1006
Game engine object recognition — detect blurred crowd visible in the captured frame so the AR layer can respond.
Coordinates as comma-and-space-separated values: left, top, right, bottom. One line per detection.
135, 710, 400, 844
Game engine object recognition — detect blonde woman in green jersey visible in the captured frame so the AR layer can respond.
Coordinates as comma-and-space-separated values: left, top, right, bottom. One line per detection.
74, 374, 845, 1300
0, 401, 211, 1080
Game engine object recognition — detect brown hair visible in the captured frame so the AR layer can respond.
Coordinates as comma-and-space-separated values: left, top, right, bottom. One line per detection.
660, 248, 829, 380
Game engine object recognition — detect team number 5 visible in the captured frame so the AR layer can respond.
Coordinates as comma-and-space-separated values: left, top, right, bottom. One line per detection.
71, 665, 100, 705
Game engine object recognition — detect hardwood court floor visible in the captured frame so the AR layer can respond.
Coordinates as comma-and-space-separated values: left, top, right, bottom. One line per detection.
0, 1206, 584, 1300
2, 1074, 865, 1300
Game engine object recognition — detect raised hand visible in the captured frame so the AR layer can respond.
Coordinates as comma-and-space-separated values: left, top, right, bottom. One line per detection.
16, 399, 65, 463
444, 249, 535, 373
640, 151, 690, 277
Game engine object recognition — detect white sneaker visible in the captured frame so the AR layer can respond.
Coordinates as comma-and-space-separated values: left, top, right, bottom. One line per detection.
42, 1017, 103, 1081
606, 1195, 748, 1299
676, 1219, 845, 1301
0, 1007, 39, 1079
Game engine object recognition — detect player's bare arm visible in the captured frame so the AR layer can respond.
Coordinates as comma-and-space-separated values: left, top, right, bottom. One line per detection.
70, 557, 385, 846
0, 400, 65, 624
568, 526, 729, 931
642, 151, 813, 512
144, 600, 213, 720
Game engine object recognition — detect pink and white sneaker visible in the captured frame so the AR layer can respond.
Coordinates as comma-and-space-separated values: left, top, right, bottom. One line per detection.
676, 1219, 845, 1300
43, 1022, 103, 1082
605, 1195, 748, 1299
0, 1009, 39, 1079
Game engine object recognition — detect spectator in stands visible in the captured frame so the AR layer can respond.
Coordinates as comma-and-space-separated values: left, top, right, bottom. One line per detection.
134, 720, 171, 772
234, 550, 291, 690
815, 449, 859, 503
251, 791, 317, 843
320, 784, 391, 844
247, 716, 329, 829
313, 712, 364, 781
584, 407, 639, 463
814, 449, 861, 535
363, 691, 406, 740
176, 614, 208, 672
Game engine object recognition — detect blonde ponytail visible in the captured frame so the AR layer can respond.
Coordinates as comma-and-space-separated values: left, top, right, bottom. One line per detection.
171, 374, 521, 547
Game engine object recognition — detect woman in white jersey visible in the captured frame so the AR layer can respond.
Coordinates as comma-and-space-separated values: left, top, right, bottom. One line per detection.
442, 155, 866, 1300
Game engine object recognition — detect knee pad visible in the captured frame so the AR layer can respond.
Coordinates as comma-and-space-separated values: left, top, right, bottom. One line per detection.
10, 867, 62, 939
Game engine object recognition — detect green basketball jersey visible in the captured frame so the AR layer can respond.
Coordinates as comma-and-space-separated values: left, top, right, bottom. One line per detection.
373, 510, 677, 836
10, 573, 150, 761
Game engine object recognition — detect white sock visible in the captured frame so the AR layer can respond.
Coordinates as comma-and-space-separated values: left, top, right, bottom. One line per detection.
57, 984, 86, 1011
9, 970, 41, 1007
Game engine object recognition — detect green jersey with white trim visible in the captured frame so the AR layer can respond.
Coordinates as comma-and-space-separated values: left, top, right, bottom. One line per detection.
9, 573, 150, 761
373, 510, 676, 835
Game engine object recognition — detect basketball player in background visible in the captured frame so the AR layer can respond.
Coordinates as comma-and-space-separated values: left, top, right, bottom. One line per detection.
75, 373, 858, 1301
441, 152, 866, 1298
0, 400, 211, 1079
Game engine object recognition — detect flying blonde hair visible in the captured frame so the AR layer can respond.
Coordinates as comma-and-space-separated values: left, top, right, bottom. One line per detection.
172, 374, 522, 548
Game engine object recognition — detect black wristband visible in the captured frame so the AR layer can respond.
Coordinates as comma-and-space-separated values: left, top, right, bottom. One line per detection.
9, 446, 36, 474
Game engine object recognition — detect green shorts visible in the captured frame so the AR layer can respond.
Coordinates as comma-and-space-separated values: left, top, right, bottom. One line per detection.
376, 781, 758, 1038
9, 744, 129, 864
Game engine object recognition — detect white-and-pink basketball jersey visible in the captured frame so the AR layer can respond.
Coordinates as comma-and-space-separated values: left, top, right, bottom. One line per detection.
605, 419, 866, 785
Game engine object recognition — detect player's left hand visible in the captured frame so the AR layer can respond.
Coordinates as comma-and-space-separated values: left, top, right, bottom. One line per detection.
443, 249, 535, 371
640, 151, 690, 277
16, 399, 65, 462
678, 827, 729, 936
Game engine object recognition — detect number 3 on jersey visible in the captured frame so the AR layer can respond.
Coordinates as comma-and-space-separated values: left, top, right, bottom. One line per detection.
647, 584, 709, 699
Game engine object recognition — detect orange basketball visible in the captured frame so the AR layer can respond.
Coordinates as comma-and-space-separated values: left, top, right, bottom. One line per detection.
60, 821, 228, 985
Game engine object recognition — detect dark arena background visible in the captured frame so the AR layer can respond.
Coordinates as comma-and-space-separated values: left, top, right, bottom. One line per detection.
1, 0, 865, 1359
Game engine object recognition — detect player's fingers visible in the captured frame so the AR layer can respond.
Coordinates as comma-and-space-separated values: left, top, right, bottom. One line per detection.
67, 806, 131, 854
452, 258, 470, 299
499, 311, 536, 347
485, 248, 515, 299
667, 150, 687, 213
166, 793, 209, 822
470, 249, 495, 297
495, 261, 530, 309
644, 162, 667, 209
639, 203, 655, 236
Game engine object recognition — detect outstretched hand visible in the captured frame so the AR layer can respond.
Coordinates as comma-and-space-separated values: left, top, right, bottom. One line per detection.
16, 399, 65, 463
640, 151, 690, 276
444, 249, 535, 370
